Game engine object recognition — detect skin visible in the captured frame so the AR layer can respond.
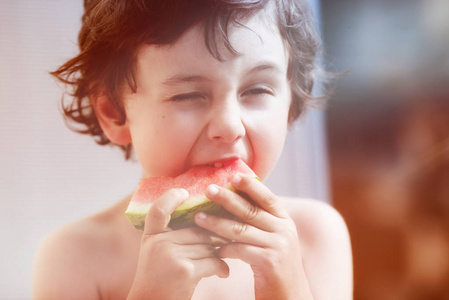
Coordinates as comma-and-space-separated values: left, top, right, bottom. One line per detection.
33, 12, 353, 300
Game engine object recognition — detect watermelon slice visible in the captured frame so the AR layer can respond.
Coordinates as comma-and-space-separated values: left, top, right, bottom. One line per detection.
125, 158, 257, 230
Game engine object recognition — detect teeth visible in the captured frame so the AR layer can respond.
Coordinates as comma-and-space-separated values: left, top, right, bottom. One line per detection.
213, 162, 224, 168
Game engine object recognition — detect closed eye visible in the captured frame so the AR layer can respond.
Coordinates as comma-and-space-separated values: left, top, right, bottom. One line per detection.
242, 87, 274, 97
170, 92, 206, 102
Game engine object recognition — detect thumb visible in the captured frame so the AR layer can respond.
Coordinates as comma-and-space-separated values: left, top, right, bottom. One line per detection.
143, 188, 189, 235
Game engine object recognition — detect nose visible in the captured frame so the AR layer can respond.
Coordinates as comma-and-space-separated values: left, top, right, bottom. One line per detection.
207, 101, 246, 143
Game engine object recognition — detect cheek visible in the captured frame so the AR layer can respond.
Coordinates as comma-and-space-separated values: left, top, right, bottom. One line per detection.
248, 109, 289, 180
132, 113, 203, 177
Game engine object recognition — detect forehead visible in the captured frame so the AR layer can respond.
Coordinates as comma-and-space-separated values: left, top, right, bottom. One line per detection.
136, 13, 288, 76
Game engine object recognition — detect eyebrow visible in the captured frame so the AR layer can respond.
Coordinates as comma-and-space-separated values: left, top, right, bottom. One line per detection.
161, 75, 212, 87
247, 62, 284, 75
160, 62, 284, 87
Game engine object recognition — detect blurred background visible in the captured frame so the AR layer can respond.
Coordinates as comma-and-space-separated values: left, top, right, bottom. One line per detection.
321, 0, 449, 299
0, 0, 448, 299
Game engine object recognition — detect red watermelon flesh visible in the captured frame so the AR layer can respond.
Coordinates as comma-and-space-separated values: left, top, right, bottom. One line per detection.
125, 158, 256, 230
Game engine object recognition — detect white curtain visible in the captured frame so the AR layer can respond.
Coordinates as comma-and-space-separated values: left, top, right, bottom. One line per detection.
0, 0, 327, 298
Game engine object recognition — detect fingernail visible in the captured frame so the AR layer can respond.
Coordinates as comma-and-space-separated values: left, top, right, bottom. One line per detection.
232, 174, 242, 185
178, 188, 189, 198
207, 184, 219, 196
197, 212, 207, 220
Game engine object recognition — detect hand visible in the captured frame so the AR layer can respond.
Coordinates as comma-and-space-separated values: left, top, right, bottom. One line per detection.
127, 188, 230, 300
194, 174, 314, 300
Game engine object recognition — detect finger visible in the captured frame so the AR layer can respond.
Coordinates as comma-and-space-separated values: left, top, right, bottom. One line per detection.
144, 188, 189, 235
232, 174, 289, 219
193, 257, 230, 279
218, 242, 264, 266
170, 227, 230, 247
195, 212, 270, 247
177, 244, 219, 260
205, 184, 274, 231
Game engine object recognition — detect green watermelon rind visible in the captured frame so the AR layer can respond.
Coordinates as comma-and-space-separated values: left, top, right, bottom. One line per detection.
125, 202, 151, 231
125, 185, 236, 231
168, 198, 229, 230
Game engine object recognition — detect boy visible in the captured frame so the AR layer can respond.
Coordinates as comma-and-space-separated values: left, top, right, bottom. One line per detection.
33, 0, 353, 299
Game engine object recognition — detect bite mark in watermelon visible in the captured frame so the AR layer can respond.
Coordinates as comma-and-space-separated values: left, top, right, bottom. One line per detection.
125, 158, 257, 230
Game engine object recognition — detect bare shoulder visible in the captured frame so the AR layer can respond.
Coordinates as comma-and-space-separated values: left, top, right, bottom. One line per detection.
281, 197, 350, 243
33, 217, 104, 299
33, 213, 113, 299
281, 197, 353, 300
32, 198, 138, 299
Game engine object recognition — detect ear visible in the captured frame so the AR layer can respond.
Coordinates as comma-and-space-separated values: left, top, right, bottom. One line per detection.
92, 94, 132, 146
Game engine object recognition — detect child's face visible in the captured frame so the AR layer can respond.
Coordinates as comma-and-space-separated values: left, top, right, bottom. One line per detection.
123, 14, 291, 180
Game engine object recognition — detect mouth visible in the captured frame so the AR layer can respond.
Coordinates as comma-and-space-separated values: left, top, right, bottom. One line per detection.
207, 162, 225, 168
198, 157, 243, 169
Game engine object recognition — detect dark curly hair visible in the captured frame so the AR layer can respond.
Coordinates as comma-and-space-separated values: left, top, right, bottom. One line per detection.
52, 0, 322, 159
